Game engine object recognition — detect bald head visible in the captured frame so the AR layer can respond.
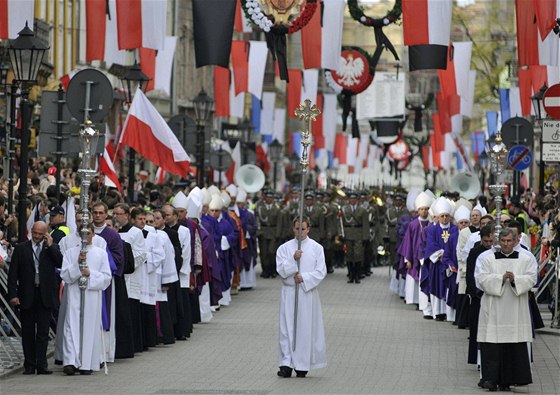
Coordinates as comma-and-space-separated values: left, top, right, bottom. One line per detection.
31, 221, 48, 244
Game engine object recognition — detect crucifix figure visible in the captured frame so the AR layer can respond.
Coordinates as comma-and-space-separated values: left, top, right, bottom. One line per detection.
441, 230, 450, 243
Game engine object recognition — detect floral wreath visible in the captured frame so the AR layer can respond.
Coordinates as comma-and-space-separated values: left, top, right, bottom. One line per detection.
241, 0, 318, 34
241, 0, 318, 82
347, 0, 402, 28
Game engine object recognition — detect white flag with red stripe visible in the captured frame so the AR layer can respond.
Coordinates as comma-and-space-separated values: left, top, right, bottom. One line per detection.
403, 0, 452, 71
85, 0, 126, 63
120, 89, 191, 177
116, 0, 167, 51
99, 144, 122, 191
225, 141, 242, 184
155, 167, 167, 185
0, 0, 34, 39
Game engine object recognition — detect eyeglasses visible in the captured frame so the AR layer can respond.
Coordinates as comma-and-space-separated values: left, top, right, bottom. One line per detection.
146, 220, 154, 224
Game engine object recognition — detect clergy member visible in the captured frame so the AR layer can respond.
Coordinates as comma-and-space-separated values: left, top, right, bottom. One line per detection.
276, 217, 327, 378
60, 224, 112, 375
475, 227, 537, 392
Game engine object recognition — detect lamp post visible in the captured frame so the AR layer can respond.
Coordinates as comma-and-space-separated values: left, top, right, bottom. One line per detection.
120, 62, 150, 203
531, 84, 547, 195
488, 129, 509, 248
8, 22, 49, 242
269, 139, 283, 191
193, 89, 213, 186
0, 45, 14, 227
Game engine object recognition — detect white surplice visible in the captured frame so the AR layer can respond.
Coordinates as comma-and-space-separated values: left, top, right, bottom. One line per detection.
60, 245, 112, 371
276, 237, 327, 372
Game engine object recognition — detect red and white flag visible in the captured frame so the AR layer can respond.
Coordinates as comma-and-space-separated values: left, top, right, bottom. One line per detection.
301, 0, 345, 70
85, 0, 126, 63
120, 88, 191, 177
225, 141, 241, 184
403, 0, 452, 71
155, 167, 167, 185
116, 0, 167, 51
139, 36, 178, 95
0, 0, 34, 39
99, 144, 122, 191
516, 0, 560, 67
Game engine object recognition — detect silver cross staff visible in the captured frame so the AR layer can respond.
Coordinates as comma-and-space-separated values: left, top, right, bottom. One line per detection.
292, 99, 320, 351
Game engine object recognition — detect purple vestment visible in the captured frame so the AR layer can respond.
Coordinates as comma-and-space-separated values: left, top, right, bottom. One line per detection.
442, 231, 459, 309
424, 223, 458, 300
399, 217, 430, 282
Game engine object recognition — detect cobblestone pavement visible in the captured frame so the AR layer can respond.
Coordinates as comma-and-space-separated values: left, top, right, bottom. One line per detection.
1, 266, 558, 395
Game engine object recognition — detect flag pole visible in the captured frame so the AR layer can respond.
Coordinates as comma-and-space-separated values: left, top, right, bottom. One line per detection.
292, 99, 320, 351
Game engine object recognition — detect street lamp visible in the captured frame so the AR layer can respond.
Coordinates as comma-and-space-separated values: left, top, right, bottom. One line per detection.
269, 139, 283, 191
192, 89, 214, 186
531, 84, 547, 195
8, 22, 49, 242
120, 62, 150, 203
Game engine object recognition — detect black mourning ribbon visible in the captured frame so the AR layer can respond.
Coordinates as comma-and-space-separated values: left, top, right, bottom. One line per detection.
265, 29, 289, 82
371, 26, 399, 70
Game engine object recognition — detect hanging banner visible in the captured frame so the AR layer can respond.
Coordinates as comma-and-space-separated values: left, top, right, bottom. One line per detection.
356, 71, 405, 120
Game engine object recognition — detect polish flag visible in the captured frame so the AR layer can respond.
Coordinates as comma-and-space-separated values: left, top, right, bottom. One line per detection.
0, 0, 34, 39
139, 36, 178, 95
225, 141, 241, 184
116, 0, 167, 51
234, 0, 252, 33
120, 88, 191, 177
99, 145, 122, 191
287, 70, 302, 118
301, 0, 345, 70
516, 0, 560, 66
85, 0, 126, 63
155, 167, 167, 185
403, 0, 452, 71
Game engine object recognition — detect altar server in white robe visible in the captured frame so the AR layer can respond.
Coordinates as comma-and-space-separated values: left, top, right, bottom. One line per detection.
60, 224, 112, 374
475, 227, 537, 391
55, 212, 106, 365
276, 217, 327, 378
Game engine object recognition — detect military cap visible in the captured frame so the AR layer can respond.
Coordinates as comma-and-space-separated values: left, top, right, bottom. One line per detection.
304, 191, 315, 199
263, 190, 275, 197
347, 191, 359, 199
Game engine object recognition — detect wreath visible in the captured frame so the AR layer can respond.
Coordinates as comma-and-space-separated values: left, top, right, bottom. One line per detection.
347, 0, 401, 70
347, 0, 402, 28
241, 0, 318, 81
241, 0, 318, 33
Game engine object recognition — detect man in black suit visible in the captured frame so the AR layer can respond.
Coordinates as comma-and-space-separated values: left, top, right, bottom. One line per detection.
8, 221, 63, 375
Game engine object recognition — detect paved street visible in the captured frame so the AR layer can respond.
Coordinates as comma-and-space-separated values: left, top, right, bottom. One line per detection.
1, 266, 559, 395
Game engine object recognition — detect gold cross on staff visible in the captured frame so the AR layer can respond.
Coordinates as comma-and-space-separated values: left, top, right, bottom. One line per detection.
294, 99, 321, 122
441, 230, 450, 243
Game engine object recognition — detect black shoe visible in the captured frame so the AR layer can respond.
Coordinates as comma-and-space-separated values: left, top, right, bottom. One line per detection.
54, 359, 63, 366
478, 379, 484, 388
295, 370, 308, 378
435, 314, 446, 321
79, 369, 93, 375
327, 269, 334, 274
482, 381, 498, 392
22, 368, 35, 375
355, 278, 361, 284
36, 368, 53, 375
498, 386, 511, 392
176, 336, 187, 341
423, 315, 433, 320
277, 366, 292, 378
63, 365, 76, 376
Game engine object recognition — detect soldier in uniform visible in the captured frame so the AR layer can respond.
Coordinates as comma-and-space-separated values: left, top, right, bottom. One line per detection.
255, 190, 282, 278
319, 191, 336, 274
360, 190, 375, 277
340, 191, 370, 283
303, 191, 325, 247
386, 193, 406, 270
279, 187, 300, 244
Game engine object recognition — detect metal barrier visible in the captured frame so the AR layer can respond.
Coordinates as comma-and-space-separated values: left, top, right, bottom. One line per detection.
535, 248, 559, 329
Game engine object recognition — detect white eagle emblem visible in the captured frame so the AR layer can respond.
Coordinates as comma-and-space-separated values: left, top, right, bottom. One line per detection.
336, 54, 365, 87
